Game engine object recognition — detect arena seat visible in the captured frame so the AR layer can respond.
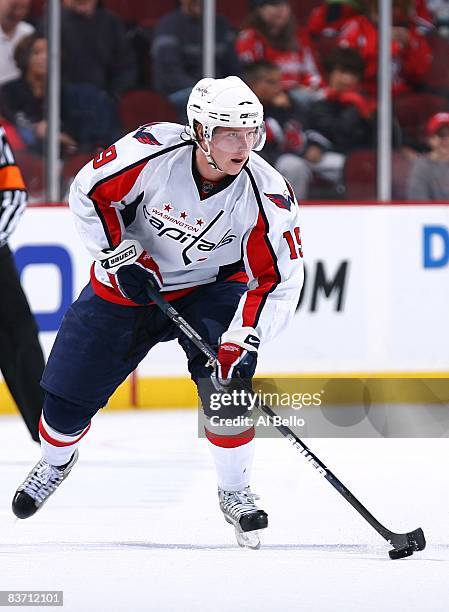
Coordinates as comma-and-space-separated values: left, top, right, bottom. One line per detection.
344, 149, 414, 201
59, 152, 93, 198
14, 151, 46, 201
425, 33, 449, 90
30, 0, 45, 20
62, 153, 93, 181
119, 90, 179, 132
102, 0, 147, 24
216, 0, 249, 28
103, 0, 176, 26
343, 149, 376, 200
394, 92, 448, 144
391, 151, 413, 200
291, 0, 322, 26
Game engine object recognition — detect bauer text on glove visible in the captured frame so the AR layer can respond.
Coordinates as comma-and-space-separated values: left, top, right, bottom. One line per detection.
98, 239, 162, 304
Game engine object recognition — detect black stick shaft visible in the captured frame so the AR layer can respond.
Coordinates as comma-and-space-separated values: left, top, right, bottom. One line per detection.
147, 285, 395, 544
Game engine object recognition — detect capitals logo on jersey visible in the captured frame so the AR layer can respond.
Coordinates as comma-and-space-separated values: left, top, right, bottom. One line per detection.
264, 181, 297, 211
264, 190, 294, 211
143, 205, 237, 265
133, 127, 162, 146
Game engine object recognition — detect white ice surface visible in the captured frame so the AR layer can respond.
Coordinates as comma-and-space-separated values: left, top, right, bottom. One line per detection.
1, 410, 448, 612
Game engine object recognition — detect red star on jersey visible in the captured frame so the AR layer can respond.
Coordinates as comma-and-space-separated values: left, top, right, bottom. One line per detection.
179, 211, 188, 220
196, 218, 204, 226
163, 203, 173, 212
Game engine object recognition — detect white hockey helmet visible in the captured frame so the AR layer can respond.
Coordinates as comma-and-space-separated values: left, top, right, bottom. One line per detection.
187, 76, 266, 152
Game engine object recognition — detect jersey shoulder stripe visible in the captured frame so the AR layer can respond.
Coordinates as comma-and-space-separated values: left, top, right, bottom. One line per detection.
242, 166, 282, 328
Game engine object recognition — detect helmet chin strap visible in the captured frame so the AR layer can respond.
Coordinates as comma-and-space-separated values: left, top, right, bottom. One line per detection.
201, 140, 226, 174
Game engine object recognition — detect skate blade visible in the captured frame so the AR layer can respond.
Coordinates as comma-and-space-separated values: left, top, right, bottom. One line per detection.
235, 527, 261, 550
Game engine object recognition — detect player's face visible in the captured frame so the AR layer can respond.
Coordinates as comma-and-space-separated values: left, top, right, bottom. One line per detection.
209, 127, 259, 175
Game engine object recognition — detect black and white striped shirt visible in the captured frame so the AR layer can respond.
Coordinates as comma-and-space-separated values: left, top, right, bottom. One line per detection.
0, 125, 28, 246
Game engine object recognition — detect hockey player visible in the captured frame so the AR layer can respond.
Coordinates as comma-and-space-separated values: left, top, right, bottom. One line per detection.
11, 76, 304, 549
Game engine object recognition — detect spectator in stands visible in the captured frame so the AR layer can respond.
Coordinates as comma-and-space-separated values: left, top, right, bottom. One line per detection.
236, 0, 323, 107
59, 0, 136, 99
306, 47, 377, 154
0, 0, 34, 86
308, 0, 363, 40
413, 0, 436, 33
407, 112, 449, 199
338, 0, 432, 96
245, 61, 343, 199
0, 33, 120, 156
152, 0, 241, 122
309, 0, 434, 39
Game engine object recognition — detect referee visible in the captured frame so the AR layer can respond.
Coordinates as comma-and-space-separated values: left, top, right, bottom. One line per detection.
0, 122, 44, 442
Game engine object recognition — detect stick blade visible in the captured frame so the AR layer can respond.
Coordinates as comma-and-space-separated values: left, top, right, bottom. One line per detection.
388, 527, 426, 560
389, 546, 414, 560
406, 527, 426, 551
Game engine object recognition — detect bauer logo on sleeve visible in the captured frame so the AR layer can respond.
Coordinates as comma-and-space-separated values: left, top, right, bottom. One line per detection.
101, 244, 137, 270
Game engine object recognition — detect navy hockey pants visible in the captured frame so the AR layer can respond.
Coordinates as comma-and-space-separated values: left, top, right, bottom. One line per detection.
41, 279, 247, 434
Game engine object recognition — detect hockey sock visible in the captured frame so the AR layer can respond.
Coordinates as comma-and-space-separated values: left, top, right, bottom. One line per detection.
39, 413, 91, 466
207, 437, 255, 491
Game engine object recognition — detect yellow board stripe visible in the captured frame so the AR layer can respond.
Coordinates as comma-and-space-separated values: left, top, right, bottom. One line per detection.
137, 377, 198, 409
0, 378, 134, 415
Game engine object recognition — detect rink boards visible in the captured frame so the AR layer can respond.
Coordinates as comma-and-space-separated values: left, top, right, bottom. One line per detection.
2, 201, 448, 411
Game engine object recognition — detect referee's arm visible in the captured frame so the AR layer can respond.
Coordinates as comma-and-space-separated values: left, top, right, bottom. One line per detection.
0, 124, 28, 246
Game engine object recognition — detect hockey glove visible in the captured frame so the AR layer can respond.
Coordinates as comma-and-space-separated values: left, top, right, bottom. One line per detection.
98, 239, 162, 305
213, 327, 260, 390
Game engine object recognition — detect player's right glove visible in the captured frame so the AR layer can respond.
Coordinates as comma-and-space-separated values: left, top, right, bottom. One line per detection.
212, 327, 260, 391
98, 239, 162, 304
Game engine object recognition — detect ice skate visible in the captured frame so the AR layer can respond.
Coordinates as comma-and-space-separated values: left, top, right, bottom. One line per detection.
218, 486, 268, 550
12, 450, 79, 519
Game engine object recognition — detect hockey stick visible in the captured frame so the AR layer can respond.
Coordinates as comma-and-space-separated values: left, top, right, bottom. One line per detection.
146, 284, 426, 560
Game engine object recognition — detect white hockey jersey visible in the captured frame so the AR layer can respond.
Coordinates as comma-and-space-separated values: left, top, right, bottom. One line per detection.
69, 122, 304, 343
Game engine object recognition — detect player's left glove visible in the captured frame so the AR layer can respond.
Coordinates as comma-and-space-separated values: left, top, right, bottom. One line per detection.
98, 239, 162, 305
213, 327, 260, 389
